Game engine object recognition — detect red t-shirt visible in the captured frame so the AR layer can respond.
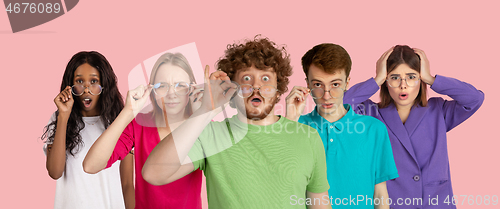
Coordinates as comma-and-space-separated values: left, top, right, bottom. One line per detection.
106, 113, 202, 209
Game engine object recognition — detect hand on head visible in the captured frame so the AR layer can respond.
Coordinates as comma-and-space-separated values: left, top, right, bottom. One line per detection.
413, 48, 435, 85
375, 47, 394, 86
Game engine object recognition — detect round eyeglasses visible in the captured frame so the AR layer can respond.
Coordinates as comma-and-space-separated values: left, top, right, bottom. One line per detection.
71, 84, 103, 96
386, 75, 420, 88
309, 83, 345, 99
153, 82, 191, 97
238, 84, 278, 98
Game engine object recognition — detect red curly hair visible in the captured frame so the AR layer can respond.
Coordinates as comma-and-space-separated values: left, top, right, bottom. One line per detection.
216, 35, 293, 102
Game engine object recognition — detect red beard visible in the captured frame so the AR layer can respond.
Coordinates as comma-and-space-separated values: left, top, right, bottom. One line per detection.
236, 93, 278, 121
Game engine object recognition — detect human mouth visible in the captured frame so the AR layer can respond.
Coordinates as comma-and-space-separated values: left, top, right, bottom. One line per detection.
399, 92, 409, 100
249, 96, 262, 107
83, 97, 92, 108
321, 103, 334, 109
165, 102, 180, 108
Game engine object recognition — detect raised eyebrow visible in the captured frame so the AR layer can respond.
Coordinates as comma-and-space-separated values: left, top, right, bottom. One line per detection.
330, 78, 343, 83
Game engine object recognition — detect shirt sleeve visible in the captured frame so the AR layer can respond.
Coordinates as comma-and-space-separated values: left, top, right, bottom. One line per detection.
188, 122, 214, 171
105, 119, 136, 168
306, 131, 330, 193
430, 75, 485, 132
373, 120, 399, 184
344, 78, 380, 108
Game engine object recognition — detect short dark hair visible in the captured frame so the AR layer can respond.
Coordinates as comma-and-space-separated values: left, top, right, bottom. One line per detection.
302, 43, 352, 79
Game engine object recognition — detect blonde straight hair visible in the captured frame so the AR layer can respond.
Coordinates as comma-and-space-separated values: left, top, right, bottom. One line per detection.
149, 53, 197, 120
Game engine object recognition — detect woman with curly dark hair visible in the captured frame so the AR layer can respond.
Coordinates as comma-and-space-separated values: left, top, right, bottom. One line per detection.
42, 51, 129, 209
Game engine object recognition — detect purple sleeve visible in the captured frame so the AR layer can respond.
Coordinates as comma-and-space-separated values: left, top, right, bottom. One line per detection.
344, 78, 380, 115
344, 77, 380, 106
105, 120, 136, 168
430, 75, 485, 131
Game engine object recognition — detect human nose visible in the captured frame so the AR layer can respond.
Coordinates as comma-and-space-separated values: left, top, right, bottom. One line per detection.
167, 84, 176, 96
82, 85, 90, 94
399, 78, 408, 89
322, 88, 332, 100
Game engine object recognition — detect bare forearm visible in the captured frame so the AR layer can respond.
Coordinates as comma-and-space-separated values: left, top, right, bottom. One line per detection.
143, 108, 215, 185
46, 115, 69, 179
122, 184, 135, 209
83, 109, 134, 174
306, 191, 331, 209
120, 154, 135, 209
374, 182, 389, 209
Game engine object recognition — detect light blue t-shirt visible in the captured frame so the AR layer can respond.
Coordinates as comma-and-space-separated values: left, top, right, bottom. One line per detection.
299, 104, 398, 208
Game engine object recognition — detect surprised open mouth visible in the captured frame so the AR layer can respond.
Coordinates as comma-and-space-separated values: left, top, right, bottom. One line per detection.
399, 92, 409, 100
250, 97, 262, 107
83, 98, 92, 108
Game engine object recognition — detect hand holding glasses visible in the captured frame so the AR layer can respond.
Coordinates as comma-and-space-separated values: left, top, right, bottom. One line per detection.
71, 84, 103, 96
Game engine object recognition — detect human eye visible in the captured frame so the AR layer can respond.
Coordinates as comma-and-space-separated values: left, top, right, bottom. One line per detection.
91, 79, 99, 84
177, 82, 188, 87
262, 76, 269, 82
408, 75, 417, 80
243, 75, 251, 82
313, 83, 322, 88
75, 79, 83, 84
390, 76, 400, 80
332, 83, 341, 88
156, 83, 167, 89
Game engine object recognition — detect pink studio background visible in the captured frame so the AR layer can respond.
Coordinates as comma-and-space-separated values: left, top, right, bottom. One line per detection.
1, 0, 498, 208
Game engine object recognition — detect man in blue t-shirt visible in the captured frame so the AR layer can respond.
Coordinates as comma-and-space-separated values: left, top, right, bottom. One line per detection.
285, 43, 398, 208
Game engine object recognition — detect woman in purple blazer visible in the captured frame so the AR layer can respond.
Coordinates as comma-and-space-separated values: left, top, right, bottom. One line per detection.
343, 45, 484, 209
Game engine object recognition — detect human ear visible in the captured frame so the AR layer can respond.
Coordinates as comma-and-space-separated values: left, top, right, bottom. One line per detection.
345, 76, 351, 90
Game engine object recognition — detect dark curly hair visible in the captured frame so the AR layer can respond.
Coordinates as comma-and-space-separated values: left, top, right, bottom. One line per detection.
41, 51, 124, 156
216, 35, 293, 102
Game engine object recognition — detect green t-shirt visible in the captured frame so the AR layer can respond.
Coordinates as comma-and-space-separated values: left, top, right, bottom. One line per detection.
188, 115, 330, 208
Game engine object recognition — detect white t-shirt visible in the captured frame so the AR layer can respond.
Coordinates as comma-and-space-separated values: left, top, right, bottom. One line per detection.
43, 113, 125, 209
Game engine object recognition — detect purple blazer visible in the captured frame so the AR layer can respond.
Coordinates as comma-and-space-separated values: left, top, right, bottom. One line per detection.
344, 75, 484, 209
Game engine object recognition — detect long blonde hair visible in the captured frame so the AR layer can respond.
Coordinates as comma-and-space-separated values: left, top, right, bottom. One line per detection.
149, 53, 197, 119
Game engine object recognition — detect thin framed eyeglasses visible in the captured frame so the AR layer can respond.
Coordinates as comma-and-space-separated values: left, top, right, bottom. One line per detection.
71, 84, 103, 96
153, 82, 191, 97
386, 75, 420, 88
238, 84, 277, 98
309, 84, 344, 99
